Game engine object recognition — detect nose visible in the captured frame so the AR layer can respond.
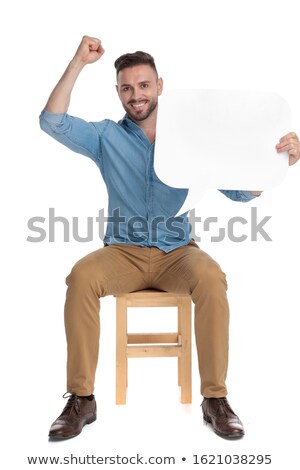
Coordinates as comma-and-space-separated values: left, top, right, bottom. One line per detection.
131, 86, 143, 101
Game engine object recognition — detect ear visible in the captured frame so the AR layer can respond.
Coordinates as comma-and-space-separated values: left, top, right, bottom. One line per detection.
157, 77, 163, 96
115, 84, 120, 97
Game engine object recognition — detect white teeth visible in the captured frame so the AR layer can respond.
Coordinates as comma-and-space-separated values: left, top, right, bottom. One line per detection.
132, 102, 146, 108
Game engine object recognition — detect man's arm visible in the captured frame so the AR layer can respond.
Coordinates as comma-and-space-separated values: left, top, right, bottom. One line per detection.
218, 190, 259, 202
44, 35, 105, 114
40, 36, 106, 165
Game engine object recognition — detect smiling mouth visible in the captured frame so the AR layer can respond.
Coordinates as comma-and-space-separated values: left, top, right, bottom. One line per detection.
130, 100, 148, 109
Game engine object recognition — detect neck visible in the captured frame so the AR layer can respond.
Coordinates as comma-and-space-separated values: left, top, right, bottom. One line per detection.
132, 108, 157, 144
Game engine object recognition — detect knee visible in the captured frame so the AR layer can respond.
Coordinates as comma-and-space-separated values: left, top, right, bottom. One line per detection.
207, 260, 227, 287
65, 258, 100, 290
192, 258, 228, 292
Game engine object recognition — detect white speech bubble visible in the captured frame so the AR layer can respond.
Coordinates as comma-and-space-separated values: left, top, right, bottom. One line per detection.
155, 90, 291, 214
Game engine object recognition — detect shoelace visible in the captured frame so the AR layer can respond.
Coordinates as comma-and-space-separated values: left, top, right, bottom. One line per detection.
61, 393, 81, 416
201, 397, 237, 418
215, 398, 236, 417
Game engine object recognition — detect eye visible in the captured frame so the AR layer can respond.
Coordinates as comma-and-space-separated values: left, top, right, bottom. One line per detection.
141, 83, 149, 89
122, 86, 130, 92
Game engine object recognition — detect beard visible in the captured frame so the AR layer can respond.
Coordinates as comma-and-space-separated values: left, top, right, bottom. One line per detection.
123, 98, 158, 122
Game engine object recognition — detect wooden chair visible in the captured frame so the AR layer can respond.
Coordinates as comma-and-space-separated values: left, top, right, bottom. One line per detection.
115, 289, 192, 404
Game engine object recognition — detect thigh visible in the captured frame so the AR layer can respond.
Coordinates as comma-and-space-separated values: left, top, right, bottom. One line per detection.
67, 244, 151, 296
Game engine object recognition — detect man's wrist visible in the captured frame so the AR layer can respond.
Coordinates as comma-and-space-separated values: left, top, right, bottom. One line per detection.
68, 56, 86, 74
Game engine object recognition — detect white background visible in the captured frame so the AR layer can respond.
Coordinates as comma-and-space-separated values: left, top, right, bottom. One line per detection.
1, 0, 299, 468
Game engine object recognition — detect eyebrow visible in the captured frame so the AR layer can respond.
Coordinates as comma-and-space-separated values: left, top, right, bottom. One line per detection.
120, 80, 152, 87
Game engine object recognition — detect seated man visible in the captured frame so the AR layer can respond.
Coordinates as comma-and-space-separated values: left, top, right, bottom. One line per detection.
39, 35, 300, 440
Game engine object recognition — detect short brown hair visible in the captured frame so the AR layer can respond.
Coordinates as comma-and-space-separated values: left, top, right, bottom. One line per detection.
114, 51, 158, 76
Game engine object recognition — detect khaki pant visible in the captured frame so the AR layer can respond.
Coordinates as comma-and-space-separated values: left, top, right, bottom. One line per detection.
64, 240, 229, 398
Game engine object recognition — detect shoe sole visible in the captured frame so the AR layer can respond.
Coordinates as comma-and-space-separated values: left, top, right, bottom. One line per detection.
203, 414, 244, 440
48, 415, 97, 441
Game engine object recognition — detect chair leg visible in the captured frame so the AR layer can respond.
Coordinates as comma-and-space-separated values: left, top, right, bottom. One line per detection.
177, 306, 182, 386
116, 296, 128, 404
179, 297, 192, 403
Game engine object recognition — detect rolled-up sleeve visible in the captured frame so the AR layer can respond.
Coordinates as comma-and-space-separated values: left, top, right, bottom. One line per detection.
218, 189, 260, 202
39, 110, 107, 169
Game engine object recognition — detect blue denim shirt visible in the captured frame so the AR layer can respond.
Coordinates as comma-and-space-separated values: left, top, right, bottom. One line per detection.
39, 110, 257, 252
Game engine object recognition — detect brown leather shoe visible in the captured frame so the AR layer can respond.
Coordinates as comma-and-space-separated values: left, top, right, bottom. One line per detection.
202, 397, 244, 439
49, 394, 97, 440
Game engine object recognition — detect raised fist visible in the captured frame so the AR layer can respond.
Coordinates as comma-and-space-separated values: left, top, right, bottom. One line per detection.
74, 35, 105, 65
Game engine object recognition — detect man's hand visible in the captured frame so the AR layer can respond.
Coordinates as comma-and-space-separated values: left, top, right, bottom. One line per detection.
74, 35, 105, 66
250, 131, 300, 196
44, 36, 105, 114
276, 132, 300, 166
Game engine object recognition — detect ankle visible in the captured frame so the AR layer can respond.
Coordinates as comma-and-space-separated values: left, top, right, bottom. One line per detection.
78, 394, 94, 401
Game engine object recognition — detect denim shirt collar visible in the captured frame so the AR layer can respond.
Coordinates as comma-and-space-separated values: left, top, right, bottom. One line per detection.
119, 114, 153, 148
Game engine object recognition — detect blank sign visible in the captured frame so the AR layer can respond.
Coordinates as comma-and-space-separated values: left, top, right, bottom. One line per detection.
154, 90, 291, 214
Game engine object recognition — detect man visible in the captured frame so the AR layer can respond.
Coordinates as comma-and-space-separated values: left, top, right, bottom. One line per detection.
40, 35, 300, 441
